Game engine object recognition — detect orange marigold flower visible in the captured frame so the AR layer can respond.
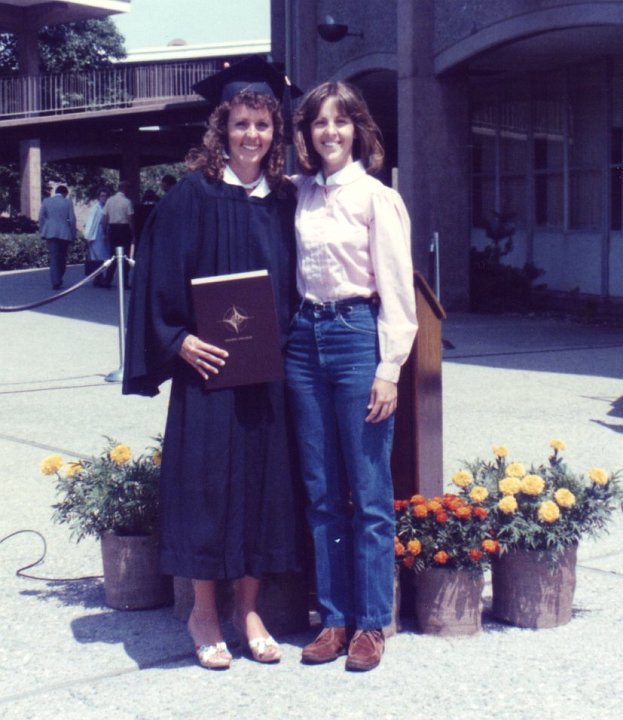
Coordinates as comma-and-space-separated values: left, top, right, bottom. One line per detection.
393, 499, 409, 511
402, 556, 415, 569
410, 494, 426, 505
407, 539, 422, 556
413, 503, 429, 518
435, 510, 449, 524
482, 539, 501, 554
427, 500, 442, 513
394, 538, 406, 557
468, 549, 483, 562
444, 496, 464, 511
473, 506, 489, 520
433, 550, 449, 565
454, 506, 472, 520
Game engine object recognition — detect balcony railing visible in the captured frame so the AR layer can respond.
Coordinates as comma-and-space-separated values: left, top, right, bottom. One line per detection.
0, 58, 232, 120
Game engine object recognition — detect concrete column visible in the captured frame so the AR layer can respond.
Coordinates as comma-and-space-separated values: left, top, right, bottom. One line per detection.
397, 0, 470, 310
19, 139, 41, 220
15, 24, 42, 220
14, 24, 40, 77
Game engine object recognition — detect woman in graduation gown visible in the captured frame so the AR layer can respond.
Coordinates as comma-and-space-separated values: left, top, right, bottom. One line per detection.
123, 58, 301, 670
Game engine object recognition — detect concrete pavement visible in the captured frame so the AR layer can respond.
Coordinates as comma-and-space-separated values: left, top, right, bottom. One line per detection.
1, 265, 622, 719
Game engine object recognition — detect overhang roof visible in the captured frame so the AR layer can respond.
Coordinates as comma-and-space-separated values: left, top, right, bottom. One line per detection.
0, 1, 130, 32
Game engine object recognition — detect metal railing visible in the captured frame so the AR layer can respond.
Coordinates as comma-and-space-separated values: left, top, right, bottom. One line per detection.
0, 58, 233, 120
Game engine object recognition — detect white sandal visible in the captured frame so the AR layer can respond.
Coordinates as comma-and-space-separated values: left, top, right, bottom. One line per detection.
195, 641, 232, 670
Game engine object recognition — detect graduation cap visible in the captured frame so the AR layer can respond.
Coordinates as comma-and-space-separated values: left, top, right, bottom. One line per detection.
192, 55, 302, 141
192, 55, 300, 106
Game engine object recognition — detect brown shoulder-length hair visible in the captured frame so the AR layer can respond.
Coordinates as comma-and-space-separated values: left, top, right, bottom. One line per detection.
186, 90, 287, 195
294, 81, 384, 176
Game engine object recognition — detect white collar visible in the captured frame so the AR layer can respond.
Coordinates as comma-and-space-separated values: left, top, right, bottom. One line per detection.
314, 160, 366, 187
224, 165, 271, 198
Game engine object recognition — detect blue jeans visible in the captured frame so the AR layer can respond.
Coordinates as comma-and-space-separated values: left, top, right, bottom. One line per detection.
285, 300, 395, 629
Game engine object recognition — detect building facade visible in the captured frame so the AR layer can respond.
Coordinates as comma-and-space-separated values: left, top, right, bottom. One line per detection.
273, 0, 623, 310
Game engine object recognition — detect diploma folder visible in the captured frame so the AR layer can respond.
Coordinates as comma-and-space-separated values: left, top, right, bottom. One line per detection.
191, 269, 284, 390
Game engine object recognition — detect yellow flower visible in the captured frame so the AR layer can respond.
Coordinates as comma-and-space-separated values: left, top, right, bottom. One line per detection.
452, 470, 473, 488
498, 477, 521, 496
40, 454, 64, 476
469, 486, 489, 503
554, 488, 576, 508
498, 496, 518, 514
65, 461, 82, 478
492, 445, 508, 458
538, 500, 561, 523
588, 467, 609, 486
407, 539, 422, 556
109, 444, 132, 465
549, 439, 566, 451
520, 474, 545, 496
152, 450, 162, 466
506, 462, 526, 478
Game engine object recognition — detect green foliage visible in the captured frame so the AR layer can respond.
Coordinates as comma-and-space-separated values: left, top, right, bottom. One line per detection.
40, 438, 162, 542
459, 445, 622, 554
44, 164, 118, 203
0, 20, 125, 76
0, 233, 85, 271
0, 164, 19, 214
0, 33, 17, 74
470, 210, 545, 312
470, 241, 545, 313
39, 19, 125, 73
140, 163, 187, 196
395, 493, 495, 572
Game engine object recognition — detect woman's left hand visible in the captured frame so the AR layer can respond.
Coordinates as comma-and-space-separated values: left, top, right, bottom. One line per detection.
365, 378, 398, 423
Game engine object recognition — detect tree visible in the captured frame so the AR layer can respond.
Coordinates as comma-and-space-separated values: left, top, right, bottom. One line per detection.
0, 19, 125, 76
0, 19, 126, 215
38, 19, 126, 74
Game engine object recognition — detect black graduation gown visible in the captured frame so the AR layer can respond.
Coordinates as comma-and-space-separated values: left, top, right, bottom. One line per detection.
123, 171, 302, 580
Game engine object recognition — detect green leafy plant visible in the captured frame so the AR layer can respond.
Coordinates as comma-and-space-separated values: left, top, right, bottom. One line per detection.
470, 210, 545, 312
40, 437, 162, 541
394, 491, 499, 572
454, 441, 622, 554
0, 233, 86, 271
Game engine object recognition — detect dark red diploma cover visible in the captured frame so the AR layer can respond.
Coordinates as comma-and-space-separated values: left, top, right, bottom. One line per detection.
191, 270, 284, 390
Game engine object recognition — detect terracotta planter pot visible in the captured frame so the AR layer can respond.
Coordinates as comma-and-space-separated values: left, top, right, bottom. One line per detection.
491, 544, 577, 629
413, 567, 484, 636
101, 531, 173, 610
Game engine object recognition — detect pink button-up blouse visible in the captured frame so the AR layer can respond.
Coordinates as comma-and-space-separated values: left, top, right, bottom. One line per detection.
294, 161, 418, 383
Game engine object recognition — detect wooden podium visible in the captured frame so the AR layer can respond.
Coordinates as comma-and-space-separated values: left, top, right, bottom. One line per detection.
391, 271, 446, 499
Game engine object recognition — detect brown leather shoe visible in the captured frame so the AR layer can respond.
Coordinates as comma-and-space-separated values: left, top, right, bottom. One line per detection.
301, 627, 350, 664
345, 629, 384, 671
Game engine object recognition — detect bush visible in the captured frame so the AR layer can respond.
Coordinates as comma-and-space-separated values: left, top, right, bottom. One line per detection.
0, 233, 86, 271
471, 210, 545, 313
0, 215, 38, 234
470, 243, 545, 313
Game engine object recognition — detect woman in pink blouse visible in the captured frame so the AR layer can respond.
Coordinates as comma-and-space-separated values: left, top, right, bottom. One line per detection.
286, 81, 417, 672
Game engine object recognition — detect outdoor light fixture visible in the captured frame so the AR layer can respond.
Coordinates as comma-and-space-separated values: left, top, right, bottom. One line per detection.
317, 15, 363, 42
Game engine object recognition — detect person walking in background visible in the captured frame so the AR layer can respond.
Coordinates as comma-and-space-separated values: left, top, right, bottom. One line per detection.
38, 185, 76, 290
286, 81, 417, 672
83, 187, 109, 287
102, 180, 135, 288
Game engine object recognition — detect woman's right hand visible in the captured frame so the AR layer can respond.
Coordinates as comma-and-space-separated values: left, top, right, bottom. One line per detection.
179, 334, 228, 381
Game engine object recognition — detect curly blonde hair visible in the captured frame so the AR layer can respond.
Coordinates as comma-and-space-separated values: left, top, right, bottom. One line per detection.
294, 81, 384, 176
186, 90, 286, 194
